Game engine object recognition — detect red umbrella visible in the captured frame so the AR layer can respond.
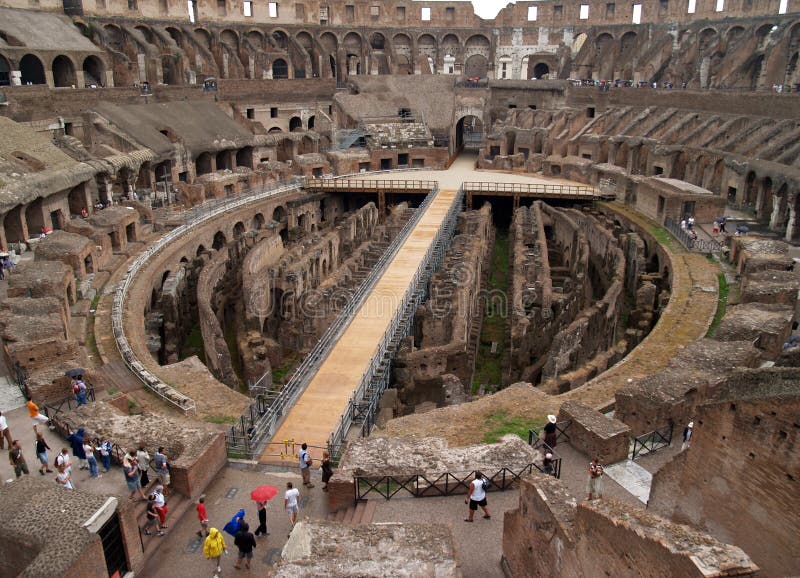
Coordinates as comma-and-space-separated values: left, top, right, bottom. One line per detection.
250, 484, 279, 502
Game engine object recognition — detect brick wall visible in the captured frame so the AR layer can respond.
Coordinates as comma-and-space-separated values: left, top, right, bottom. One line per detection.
558, 401, 630, 464
63, 538, 109, 578
170, 431, 228, 500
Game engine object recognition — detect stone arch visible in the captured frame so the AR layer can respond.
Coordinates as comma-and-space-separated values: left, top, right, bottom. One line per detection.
68, 185, 88, 216
252, 213, 265, 230
196, 243, 207, 256
271, 29, 290, 50
289, 116, 302, 131
268, 127, 283, 134
620, 31, 637, 56
699, 28, 718, 53
166, 26, 183, 47
220, 29, 238, 50
533, 62, 550, 79
134, 25, 157, 46
82, 55, 105, 86
0, 54, 11, 86
319, 31, 337, 53
573, 32, 588, 55
212, 230, 227, 250
369, 32, 385, 50
3, 205, 24, 244
196, 152, 213, 175
464, 54, 488, 79
308, 115, 315, 130
272, 205, 287, 224
233, 220, 245, 239
343, 31, 363, 50
465, 34, 490, 49
393, 33, 411, 47
455, 114, 483, 149
25, 198, 45, 234
726, 26, 745, 44
441, 33, 460, 54
595, 32, 614, 54
52, 55, 77, 88
272, 58, 288, 79
103, 24, 125, 51
297, 213, 307, 231
246, 30, 264, 51
194, 28, 213, 50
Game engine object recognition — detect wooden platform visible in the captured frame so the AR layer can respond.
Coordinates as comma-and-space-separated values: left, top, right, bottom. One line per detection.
262, 189, 459, 462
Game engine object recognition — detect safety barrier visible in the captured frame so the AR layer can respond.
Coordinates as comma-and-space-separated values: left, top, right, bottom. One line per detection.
462, 181, 605, 199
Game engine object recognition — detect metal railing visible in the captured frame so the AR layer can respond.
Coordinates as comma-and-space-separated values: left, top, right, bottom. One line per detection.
629, 424, 673, 460
664, 217, 724, 253
227, 182, 443, 459
354, 464, 539, 501
462, 181, 606, 199
304, 179, 437, 193
42, 386, 97, 421
326, 187, 463, 459
12, 362, 29, 400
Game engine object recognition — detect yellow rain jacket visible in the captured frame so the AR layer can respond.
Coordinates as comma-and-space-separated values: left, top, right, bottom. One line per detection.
203, 528, 226, 559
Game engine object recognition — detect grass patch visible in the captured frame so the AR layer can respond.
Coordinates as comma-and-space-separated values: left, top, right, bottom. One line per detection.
706, 272, 729, 338
472, 231, 510, 393
272, 353, 299, 384
647, 225, 683, 252
204, 414, 237, 425
483, 410, 546, 444
107, 386, 119, 396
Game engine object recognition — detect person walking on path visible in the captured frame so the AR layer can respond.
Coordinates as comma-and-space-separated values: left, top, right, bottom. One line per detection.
543, 415, 558, 449
9, 439, 29, 478
233, 522, 257, 570
99, 438, 112, 472
0, 410, 13, 450
143, 493, 165, 536
321, 450, 333, 491
464, 471, 490, 522
285, 482, 301, 532
197, 495, 209, 537
68, 427, 88, 470
136, 445, 150, 487
26, 400, 49, 430
84, 439, 100, 479
681, 421, 694, 451
587, 457, 604, 500
254, 500, 269, 537
56, 462, 74, 489
298, 443, 314, 488
203, 527, 228, 576
123, 452, 147, 501
55, 448, 72, 475
35, 432, 53, 475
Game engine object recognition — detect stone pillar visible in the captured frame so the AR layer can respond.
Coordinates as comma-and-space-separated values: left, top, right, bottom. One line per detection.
137, 53, 147, 83
44, 69, 55, 88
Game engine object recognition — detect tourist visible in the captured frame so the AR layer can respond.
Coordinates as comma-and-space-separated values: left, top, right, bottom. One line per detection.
153, 446, 170, 489
56, 463, 74, 489
543, 414, 558, 448
203, 527, 228, 576
587, 457, 604, 500
719, 218, 727, 234
321, 450, 333, 492
687, 216, 695, 230
0, 410, 13, 450
75, 378, 88, 406
464, 471, 490, 522
681, 421, 694, 451
680, 218, 687, 230
35, 432, 53, 475
55, 447, 72, 475
26, 399, 50, 430
285, 482, 300, 530
9, 439, 29, 478
143, 493, 165, 536
197, 495, 209, 537
223, 508, 246, 537
123, 451, 147, 501
254, 500, 269, 537
298, 442, 314, 488
542, 451, 554, 476
152, 484, 168, 527
68, 427, 88, 470
233, 521, 257, 570
136, 444, 151, 487
83, 439, 100, 479
99, 437, 112, 472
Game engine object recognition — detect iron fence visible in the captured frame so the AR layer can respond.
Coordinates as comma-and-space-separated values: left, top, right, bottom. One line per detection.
354, 464, 540, 501
12, 362, 29, 400
664, 217, 724, 253
303, 179, 437, 193
42, 386, 97, 421
629, 424, 673, 460
462, 181, 605, 199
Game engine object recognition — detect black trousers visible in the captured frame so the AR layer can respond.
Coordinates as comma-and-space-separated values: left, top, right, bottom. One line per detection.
254, 509, 268, 535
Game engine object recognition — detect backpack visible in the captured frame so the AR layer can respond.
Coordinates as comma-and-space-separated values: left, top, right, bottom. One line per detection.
481, 476, 491, 491
72, 382, 80, 394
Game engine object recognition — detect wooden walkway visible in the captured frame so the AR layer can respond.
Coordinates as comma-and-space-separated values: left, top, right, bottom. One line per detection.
262, 189, 460, 462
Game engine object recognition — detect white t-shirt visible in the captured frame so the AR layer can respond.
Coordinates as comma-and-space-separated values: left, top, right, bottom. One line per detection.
57, 471, 74, 489
152, 491, 165, 508
470, 478, 486, 502
83, 443, 93, 457
0, 415, 7, 431
285, 488, 300, 508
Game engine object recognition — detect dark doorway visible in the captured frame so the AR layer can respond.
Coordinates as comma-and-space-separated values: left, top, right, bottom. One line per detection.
19, 54, 46, 85
380, 158, 392, 170
98, 513, 128, 576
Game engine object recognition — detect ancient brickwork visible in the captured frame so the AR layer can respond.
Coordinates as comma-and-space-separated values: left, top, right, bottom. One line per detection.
558, 400, 630, 464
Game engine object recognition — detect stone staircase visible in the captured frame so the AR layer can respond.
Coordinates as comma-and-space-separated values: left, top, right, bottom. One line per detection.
327, 499, 377, 526
0, 374, 26, 410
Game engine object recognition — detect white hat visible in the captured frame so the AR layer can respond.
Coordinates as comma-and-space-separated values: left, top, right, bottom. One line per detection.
547, 415, 557, 424
688, 421, 694, 428
545, 452, 553, 459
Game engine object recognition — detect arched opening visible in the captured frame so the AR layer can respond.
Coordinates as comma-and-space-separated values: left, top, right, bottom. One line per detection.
297, 213, 307, 232
744, 171, 757, 205
3, 206, 25, 244
456, 115, 483, 150
533, 62, 550, 79
329, 54, 336, 77
236, 146, 253, 168
289, 116, 302, 132
216, 150, 231, 171
464, 54, 488, 79
308, 115, 315, 130
161, 54, 180, 85
82, 55, 105, 87
220, 29, 238, 50
196, 243, 207, 257
233, 221, 245, 239
84, 254, 94, 275
25, 198, 45, 236
271, 30, 289, 50
252, 213, 265, 229
272, 58, 288, 79
268, 127, 283, 134
272, 205, 287, 224
166, 27, 183, 47
196, 152, 213, 175
68, 185, 88, 216
369, 32, 385, 50
135, 26, 157, 46
19, 54, 46, 85
52, 55, 76, 87
212, 231, 227, 250
0, 55, 11, 86
194, 28, 213, 50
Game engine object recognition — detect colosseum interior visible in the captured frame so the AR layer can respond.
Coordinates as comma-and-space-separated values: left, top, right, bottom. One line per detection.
0, 0, 798, 576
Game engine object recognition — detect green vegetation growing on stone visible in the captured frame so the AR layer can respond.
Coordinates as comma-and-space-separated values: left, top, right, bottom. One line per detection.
473, 231, 509, 394
482, 410, 545, 444
182, 324, 206, 363
706, 272, 729, 338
